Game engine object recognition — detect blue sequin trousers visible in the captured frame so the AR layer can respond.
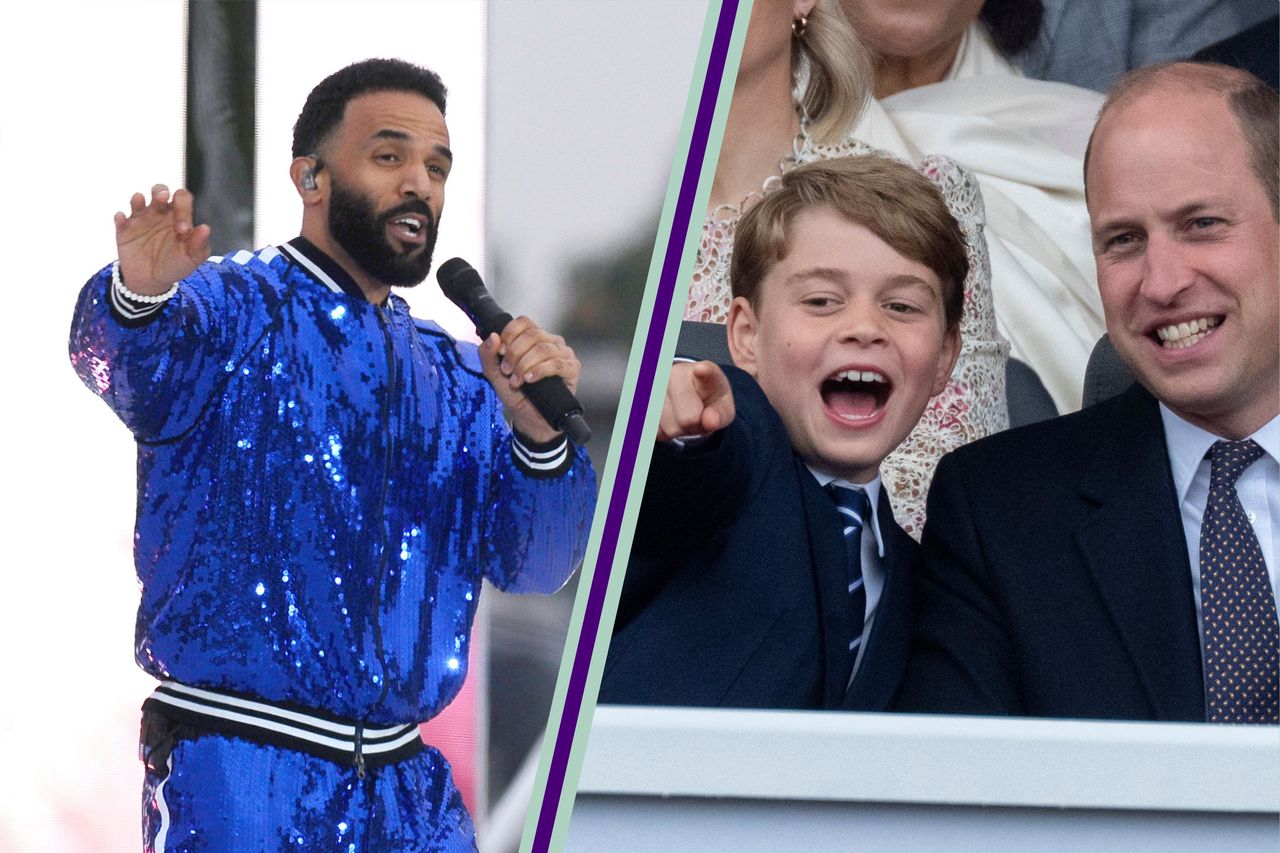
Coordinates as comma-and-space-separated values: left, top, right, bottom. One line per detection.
70, 240, 596, 851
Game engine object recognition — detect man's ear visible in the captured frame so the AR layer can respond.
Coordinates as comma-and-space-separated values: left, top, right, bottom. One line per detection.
290, 156, 324, 202
931, 323, 962, 396
727, 296, 760, 377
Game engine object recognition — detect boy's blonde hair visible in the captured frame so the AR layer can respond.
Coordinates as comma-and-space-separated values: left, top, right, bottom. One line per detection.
731, 156, 968, 329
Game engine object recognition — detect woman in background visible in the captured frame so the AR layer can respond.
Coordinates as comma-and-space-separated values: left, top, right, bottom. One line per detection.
840, 0, 1106, 413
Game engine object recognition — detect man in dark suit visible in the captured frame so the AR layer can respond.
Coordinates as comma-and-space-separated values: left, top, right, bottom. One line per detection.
900, 62, 1278, 723
601, 156, 967, 710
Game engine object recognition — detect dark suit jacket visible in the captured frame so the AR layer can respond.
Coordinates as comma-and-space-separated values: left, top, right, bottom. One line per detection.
899, 383, 1206, 721
601, 367, 916, 711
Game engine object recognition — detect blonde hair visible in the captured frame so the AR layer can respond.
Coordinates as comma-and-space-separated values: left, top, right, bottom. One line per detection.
794, 0, 873, 145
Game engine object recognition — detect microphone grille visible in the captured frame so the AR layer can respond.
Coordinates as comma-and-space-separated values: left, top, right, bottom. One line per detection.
436, 257, 473, 289
437, 258, 484, 308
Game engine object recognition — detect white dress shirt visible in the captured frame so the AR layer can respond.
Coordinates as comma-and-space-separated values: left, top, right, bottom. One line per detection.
807, 467, 886, 684
1159, 406, 1279, 648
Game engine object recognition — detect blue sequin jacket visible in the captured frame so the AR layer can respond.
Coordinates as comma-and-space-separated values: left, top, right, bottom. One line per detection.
69, 238, 596, 724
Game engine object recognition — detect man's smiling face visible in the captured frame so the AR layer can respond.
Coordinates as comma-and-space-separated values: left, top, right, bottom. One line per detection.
320, 90, 452, 288
1088, 86, 1279, 439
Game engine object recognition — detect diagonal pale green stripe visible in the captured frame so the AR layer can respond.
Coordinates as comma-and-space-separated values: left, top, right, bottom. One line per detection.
520, 0, 754, 850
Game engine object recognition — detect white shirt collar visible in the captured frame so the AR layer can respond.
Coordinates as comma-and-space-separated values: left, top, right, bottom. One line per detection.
1159, 404, 1280, 504
806, 467, 887, 558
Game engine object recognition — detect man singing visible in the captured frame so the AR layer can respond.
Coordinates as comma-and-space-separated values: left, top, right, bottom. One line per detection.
69, 58, 595, 851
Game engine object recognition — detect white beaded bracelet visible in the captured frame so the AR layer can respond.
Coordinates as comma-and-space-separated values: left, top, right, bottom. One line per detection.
112, 260, 180, 303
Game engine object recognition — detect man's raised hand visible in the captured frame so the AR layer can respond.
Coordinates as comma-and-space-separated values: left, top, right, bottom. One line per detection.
115, 184, 212, 295
657, 361, 735, 443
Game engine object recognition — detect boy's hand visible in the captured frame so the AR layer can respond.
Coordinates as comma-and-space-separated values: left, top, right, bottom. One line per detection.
115, 184, 212, 295
479, 316, 580, 444
657, 361, 735, 442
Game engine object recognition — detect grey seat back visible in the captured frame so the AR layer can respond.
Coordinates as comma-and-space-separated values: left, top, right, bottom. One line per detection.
1083, 334, 1137, 408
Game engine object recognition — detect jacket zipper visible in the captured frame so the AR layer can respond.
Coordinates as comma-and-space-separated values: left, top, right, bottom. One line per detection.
361, 302, 397, 776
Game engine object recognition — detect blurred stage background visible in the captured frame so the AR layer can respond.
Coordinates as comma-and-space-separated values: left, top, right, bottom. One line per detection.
0, 1, 706, 850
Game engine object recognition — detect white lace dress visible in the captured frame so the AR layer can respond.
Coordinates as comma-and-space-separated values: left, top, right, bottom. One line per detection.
686, 137, 1009, 538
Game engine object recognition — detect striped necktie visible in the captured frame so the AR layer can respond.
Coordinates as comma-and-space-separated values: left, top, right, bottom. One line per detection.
1200, 439, 1278, 724
828, 484, 872, 671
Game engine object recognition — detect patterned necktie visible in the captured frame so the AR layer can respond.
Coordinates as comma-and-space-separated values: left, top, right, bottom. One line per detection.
1199, 439, 1278, 724
828, 484, 871, 671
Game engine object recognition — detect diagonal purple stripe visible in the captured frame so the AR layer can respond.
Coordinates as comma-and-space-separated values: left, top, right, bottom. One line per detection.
530, 2, 741, 849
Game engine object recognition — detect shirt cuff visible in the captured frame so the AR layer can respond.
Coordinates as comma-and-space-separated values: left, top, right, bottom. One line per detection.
109, 260, 179, 327
665, 434, 709, 449
511, 430, 573, 479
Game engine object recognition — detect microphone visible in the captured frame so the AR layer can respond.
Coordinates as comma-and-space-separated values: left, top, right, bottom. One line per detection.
437, 258, 591, 445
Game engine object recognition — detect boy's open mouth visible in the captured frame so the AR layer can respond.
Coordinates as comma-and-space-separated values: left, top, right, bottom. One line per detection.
821, 369, 891, 421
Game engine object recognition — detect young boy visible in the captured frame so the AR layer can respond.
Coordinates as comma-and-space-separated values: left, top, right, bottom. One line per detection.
601, 156, 966, 710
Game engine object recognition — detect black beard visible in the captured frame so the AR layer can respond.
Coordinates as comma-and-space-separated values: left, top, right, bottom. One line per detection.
327, 177, 438, 287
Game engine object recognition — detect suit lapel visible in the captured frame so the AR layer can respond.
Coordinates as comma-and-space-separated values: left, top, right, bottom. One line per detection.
798, 464, 857, 708
1075, 386, 1205, 720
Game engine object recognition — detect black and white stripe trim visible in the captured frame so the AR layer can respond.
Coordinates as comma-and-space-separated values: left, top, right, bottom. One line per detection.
109, 260, 177, 327
108, 239, 362, 328
279, 241, 343, 294
279, 237, 366, 299
143, 681, 424, 770
511, 431, 573, 479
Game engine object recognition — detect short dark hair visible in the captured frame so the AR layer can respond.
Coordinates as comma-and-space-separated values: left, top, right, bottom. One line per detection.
731, 156, 968, 330
292, 58, 448, 158
1084, 61, 1279, 219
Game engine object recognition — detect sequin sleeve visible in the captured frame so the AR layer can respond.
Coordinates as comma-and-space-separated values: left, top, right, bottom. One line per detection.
485, 438, 595, 595
69, 257, 285, 442
446, 342, 596, 595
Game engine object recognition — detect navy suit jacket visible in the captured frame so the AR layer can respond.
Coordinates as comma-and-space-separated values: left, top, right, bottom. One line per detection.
899, 383, 1206, 721
601, 367, 916, 711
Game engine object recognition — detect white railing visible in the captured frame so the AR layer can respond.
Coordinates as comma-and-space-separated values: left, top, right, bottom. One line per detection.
568, 706, 1280, 851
